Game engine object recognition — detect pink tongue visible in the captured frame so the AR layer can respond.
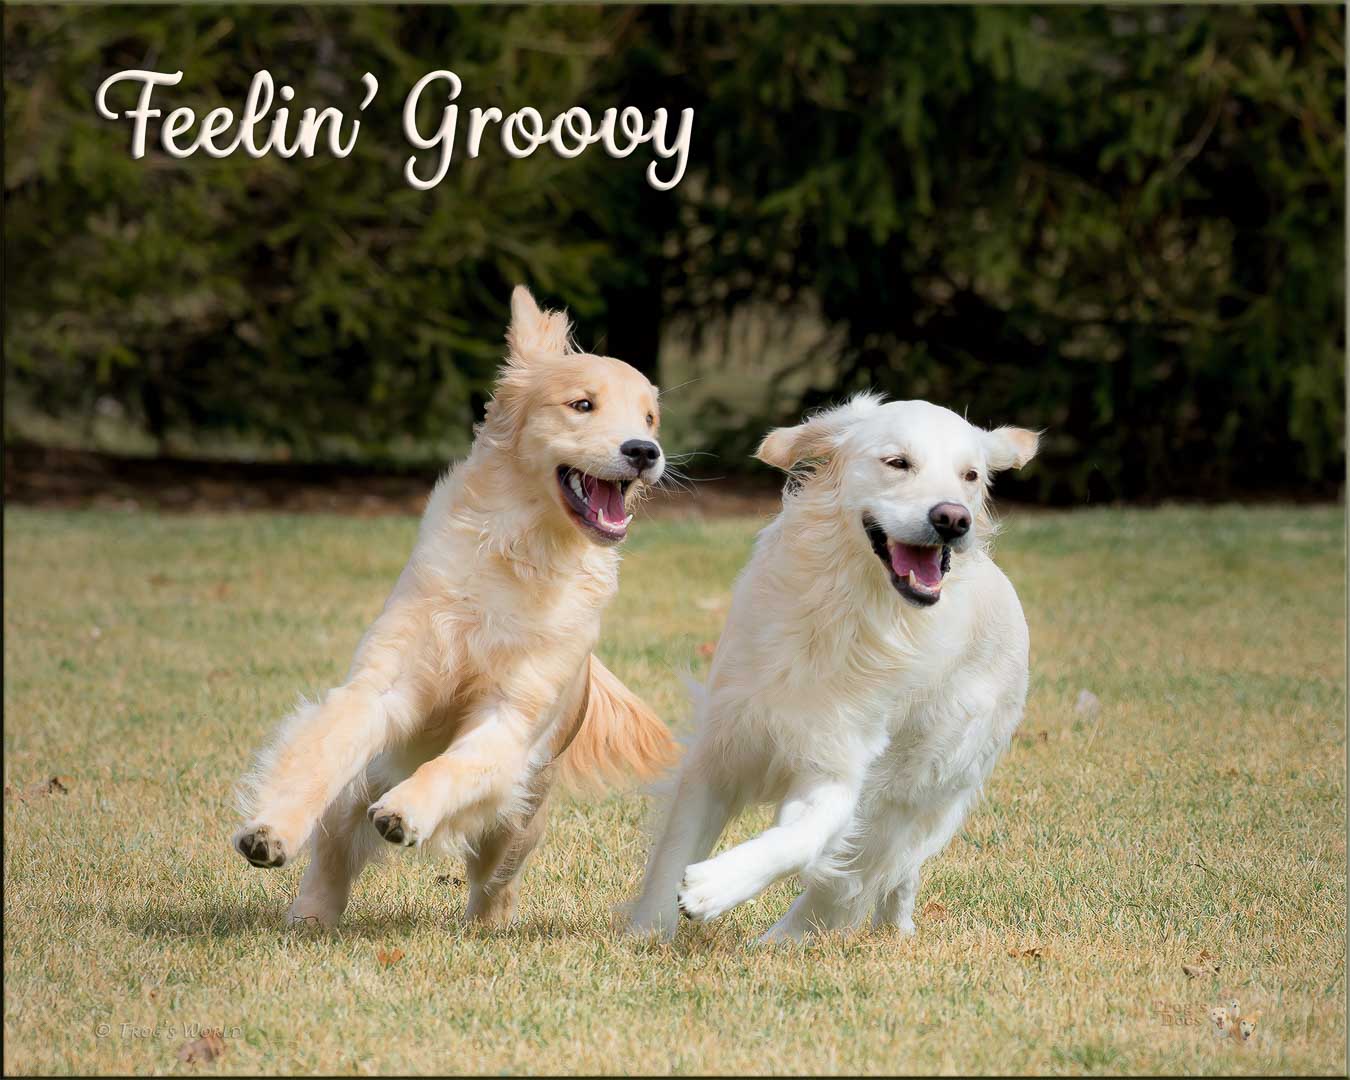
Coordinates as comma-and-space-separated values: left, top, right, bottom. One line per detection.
889, 543, 942, 586
583, 476, 626, 524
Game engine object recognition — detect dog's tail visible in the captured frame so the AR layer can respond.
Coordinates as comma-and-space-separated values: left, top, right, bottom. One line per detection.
556, 655, 679, 792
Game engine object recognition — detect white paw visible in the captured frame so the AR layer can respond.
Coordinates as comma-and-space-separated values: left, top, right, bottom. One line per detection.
677, 856, 760, 923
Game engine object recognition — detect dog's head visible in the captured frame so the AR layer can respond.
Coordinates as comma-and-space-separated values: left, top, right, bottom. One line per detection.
480, 286, 664, 545
757, 393, 1038, 607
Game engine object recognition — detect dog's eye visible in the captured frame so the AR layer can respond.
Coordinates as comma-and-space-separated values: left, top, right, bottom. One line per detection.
964, 469, 979, 483
646, 412, 655, 427
569, 399, 594, 413
883, 456, 911, 471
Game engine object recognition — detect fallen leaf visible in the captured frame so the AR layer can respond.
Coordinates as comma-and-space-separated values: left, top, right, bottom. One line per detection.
697, 642, 716, 658
1182, 957, 1220, 979
435, 874, 464, 887
176, 1033, 226, 1065
212, 582, 232, 600
921, 901, 948, 921
147, 573, 170, 587
376, 947, 404, 968
1008, 945, 1044, 960
1074, 689, 1101, 717
695, 596, 726, 612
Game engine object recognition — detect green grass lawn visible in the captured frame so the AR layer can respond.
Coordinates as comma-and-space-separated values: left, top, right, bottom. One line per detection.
3, 503, 1345, 1075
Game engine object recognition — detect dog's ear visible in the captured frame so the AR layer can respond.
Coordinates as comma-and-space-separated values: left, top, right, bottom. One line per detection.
506, 285, 573, 365
983, 426, 1040, 472
756, 392, 883, 471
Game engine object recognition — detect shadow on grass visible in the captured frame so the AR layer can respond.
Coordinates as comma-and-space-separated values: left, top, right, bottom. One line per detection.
115, 897, 435, 941
113, 895, 602, 943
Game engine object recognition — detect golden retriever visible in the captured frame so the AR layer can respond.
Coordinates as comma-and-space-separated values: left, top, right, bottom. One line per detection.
629, 394, 1038, 942
233, 286, 677, 928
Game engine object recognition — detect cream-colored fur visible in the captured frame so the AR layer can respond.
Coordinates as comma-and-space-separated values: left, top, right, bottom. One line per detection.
232, 286, 677, 928
629, 393, 1039, 942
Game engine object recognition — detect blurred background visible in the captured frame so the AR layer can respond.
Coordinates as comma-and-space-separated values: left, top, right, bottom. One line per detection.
4, 4, 1345, 509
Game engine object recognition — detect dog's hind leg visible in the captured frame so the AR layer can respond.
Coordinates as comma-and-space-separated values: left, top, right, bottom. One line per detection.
863, 789, 976, 936
463, 760, 559, 929
871, 867, 921, 935
627, 749, 737, 939
759, 875, 861, 944
287, 775, 386, 928
463, 791, 552, 929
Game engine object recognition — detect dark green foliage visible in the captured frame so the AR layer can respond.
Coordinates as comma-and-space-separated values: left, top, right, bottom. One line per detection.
657, 5, 1345, 500
4, 5, 1343, 497
4, 5, 636, 458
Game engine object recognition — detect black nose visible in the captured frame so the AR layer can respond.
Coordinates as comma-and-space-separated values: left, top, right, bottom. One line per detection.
620, 439, 662, 471
928, 502, 971, 541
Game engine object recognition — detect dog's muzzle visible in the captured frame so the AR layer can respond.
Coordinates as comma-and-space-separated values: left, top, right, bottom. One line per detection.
864, 515, 951, 607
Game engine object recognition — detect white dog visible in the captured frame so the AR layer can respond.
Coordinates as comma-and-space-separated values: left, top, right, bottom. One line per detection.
628, 393, 1039, 941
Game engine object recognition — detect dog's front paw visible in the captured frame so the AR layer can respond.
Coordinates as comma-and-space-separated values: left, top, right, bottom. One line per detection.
233, 824, 289, 868
366, 796, 425, 848
677, 858, 748, 923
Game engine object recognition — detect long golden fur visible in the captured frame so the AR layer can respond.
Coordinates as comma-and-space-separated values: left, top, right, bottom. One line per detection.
232, 286, 677, 928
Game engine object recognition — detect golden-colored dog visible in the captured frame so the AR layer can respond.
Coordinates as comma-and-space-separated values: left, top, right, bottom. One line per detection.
233, 286, 677, 928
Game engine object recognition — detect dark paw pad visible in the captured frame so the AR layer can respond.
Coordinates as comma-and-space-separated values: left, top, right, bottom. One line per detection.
368, 806, 413, 846
235, 825, 286, 868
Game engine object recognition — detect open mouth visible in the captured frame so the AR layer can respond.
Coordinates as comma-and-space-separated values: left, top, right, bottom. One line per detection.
558, 466, 633, 543
863, 515, 951, 607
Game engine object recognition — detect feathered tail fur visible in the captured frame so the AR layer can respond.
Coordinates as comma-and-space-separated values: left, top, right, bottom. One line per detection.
556, 655, 679, 791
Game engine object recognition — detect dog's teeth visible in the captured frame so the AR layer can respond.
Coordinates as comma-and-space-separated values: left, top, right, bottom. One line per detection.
597, 508, 609, 527
569, 474, 585, 498
622, 514, 633, 527
904, 569, 942, 594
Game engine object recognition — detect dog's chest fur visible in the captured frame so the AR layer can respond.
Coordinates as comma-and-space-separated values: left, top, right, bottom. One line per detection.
395, 485, 620, 739
870, 576, 1027, 801
723, 538, 1022, 805
875, 673, 1009, 801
